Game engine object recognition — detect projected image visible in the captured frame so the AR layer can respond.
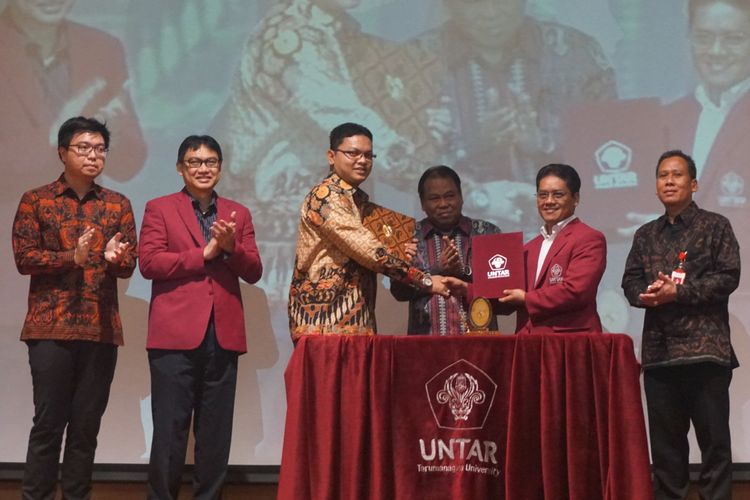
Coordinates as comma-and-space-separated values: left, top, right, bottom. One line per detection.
1, 0, 748, 467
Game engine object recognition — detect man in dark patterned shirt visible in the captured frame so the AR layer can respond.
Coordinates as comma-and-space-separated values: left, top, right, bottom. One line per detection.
390, 165, 500, 335
622, 150, 741, 500
12, 116, 137, 500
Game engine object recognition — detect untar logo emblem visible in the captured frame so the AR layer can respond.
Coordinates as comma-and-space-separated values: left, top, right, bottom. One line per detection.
487, 254, 510, 279
593, 139, 638, 189
425, 359, 497, 430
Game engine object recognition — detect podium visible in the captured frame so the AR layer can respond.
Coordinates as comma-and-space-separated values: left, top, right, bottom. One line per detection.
278, 334, 652, 500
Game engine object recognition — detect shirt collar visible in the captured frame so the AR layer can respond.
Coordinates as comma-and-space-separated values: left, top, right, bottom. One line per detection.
7, 12, 68, 68
327, 172, 369, 202
540, 214, 577, 240
695, 76, 750, 111
438, 17, 539, 70
658, 201, 699, 229
420, 215, 472, 239
53, 173, 101, 199
183, 187, 218, 212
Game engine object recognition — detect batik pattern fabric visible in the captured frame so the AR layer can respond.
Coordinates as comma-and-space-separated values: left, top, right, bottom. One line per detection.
622, 202, 740, 368
391, 216, 500, 335
416, 17, 616, 185
289, 173, 427, 340
12, 174, 137, 345
210, 0, 442, 300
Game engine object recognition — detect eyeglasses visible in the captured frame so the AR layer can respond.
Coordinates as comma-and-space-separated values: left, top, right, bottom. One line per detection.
183, 158, 221, 170
690, 30, 750, 51
68, 142, 108, 157
335, 149, 377, 161
536, 190, 569, 201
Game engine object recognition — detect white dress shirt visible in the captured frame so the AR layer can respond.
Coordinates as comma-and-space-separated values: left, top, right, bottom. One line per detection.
693, 77, 750, 180
535, 214, 578, 283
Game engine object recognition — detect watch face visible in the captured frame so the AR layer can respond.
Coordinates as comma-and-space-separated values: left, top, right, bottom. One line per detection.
422, 276, 433, 288
469, 297, 491, 330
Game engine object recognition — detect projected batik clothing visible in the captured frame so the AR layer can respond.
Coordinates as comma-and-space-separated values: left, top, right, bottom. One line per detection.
211, 0, 442, 300
12, 175, 137, 345
417, 18, 616, 186
390, 217, 500, 335
289, 173, 428, 340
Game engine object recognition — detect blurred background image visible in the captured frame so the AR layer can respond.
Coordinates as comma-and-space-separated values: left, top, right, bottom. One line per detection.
1, 0, 748, 466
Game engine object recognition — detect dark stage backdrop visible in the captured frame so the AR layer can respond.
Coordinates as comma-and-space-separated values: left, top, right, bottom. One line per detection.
1, 0, 748, 466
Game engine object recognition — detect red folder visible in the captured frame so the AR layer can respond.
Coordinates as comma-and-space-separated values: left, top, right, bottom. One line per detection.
471, 232, 525, 298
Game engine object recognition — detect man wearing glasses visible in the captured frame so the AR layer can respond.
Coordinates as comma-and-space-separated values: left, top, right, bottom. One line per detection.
289, 122, 465, 341
498, 163, 607, 334
139, 135, 263, 499
664, 0, 750, 321
12, 116, 137, 499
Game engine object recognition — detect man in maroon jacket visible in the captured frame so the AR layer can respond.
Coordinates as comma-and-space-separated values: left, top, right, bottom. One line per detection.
139, 135, 263, 500
499, 163, 607, 334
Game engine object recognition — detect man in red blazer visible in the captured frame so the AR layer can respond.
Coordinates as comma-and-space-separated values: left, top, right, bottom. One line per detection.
663, 0, 750, 293
139, 135, 262, 499
499, 163, 607, 334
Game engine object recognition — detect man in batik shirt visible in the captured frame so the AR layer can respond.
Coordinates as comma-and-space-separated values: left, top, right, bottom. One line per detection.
622, 150, 740, 499
211, 0, 443, 299
390, 165, 500, 335
417, 0, 616, 234
289, 123, 465, 340
12, 116, 137, 499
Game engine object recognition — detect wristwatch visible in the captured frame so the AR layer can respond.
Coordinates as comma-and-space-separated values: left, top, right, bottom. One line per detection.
463, 264, 472, 278
420, 274, 433, 289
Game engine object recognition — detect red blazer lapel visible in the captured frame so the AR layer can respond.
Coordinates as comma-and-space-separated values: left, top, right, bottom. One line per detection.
535, 219, 579, 288
0, 16, 51, 130
704, 93, 750, 169
176, 191, 205, 246
216, 196, 234, 223
525, 236, 542, 289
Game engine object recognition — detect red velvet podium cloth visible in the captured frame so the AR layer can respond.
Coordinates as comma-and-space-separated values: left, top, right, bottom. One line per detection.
278, 334, 652, 500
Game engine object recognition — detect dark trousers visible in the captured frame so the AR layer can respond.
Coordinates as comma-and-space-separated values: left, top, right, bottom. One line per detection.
22, 340, 117, 500
147, 323, 238, 500
644, 363, 733, 500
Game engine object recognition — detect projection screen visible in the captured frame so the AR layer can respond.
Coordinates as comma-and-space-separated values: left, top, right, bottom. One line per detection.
1, 0, 748, 467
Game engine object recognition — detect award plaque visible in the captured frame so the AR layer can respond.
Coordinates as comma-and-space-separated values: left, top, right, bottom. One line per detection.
361, 203, 416, 262
468, 297, 492, 332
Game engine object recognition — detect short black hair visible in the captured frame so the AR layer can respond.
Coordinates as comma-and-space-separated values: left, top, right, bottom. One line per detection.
656, 150, 697, 179
57, 116, 110, 149
177, 135, 223, 163
329, 122, 373, 150
535, 163, 581, 194
418, 165, 462, 200
688, 0, 750, 26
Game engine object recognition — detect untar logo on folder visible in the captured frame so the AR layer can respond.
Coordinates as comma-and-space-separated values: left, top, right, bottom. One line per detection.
470, 232, 525, 298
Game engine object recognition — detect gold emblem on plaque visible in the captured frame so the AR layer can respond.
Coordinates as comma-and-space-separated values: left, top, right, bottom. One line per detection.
382, 224, 394, 245
468, 297, 492, 332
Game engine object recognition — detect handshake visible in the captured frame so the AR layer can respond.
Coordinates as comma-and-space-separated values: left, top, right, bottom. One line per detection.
427, 274, 468, 298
